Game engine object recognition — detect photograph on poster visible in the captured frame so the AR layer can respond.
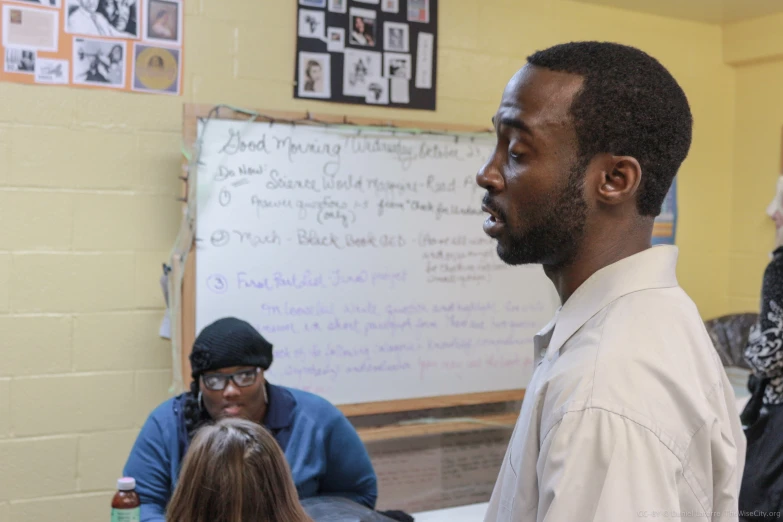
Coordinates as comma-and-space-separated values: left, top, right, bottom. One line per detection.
349, 7, 376, 47
2, 4, 59, 52
145, 0, 182, 45
343, 48, 381, 97
407, 0, 429, 23
381, 0, 398, 13
4, 48, 35, 73
72, 37, 126, 87
383, 22, 408, 53
365, 77, 388, 104
298, 52, 331, 99
384, 52, 411, 80
66, 0, 138, 38
299, 8, 326, 39
326, 27, 345, 52
35, 58, 69, 83
327, 0, 347, 13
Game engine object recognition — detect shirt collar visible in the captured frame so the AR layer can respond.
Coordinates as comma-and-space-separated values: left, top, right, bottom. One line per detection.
263, 382, 296, 430
534, 308, 560, 362
543, 245, 680, 360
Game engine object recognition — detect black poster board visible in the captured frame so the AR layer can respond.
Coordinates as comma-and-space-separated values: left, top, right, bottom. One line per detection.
294, 0, 438, 111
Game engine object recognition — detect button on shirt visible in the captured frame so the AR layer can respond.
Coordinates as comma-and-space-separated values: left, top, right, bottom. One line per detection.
485, 246, 746, 522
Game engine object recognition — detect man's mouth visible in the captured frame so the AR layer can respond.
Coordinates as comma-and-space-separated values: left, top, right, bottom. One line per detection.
482, 202, 505, 237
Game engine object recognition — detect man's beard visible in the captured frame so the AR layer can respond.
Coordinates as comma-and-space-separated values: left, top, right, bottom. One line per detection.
495, 164, 588, 268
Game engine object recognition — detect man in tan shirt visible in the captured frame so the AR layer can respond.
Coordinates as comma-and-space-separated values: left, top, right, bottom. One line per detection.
478, 41, 745, 521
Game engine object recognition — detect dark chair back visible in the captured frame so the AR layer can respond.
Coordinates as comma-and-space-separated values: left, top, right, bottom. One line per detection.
704, 313, 759, 370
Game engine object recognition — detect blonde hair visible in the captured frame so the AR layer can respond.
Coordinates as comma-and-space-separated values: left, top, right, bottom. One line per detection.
167, 418, 312, 522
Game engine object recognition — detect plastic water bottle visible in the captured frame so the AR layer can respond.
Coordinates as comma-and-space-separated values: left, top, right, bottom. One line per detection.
111, 477, 140, 522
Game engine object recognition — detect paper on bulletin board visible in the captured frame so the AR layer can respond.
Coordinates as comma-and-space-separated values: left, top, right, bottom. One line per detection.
652, 181, 677, 245
0, 0, 183, 95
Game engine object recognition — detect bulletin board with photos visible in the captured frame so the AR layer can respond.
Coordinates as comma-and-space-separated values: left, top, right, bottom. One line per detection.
0, 0, 183, 95
295, 0, 438, 110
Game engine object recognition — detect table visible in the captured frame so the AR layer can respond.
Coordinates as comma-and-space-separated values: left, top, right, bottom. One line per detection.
412, 502, 488, 521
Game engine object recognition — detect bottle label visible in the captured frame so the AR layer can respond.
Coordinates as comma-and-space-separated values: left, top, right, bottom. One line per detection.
111, 508, 140, 522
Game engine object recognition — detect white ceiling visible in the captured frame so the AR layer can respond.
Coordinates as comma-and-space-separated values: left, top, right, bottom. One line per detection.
570, 0, 783, 24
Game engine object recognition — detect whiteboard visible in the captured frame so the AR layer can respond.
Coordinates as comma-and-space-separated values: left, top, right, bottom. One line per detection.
195, 119, 559, 405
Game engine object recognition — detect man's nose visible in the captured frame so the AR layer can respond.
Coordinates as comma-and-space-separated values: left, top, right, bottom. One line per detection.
476, 155, 505, 193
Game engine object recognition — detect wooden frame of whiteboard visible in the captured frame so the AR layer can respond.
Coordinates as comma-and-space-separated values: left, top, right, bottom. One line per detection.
180, 103, 526, 417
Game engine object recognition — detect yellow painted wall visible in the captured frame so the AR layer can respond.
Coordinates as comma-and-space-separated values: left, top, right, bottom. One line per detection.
723, 15, 783, 313
0, 0, 736, 519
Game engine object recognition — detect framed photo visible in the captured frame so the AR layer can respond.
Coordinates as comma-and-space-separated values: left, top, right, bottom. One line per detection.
349, 7, 376, 47
298, 52, 331, 99
299, 8, 326, 39
327, 0, 347, 14
132, 43, 181, 94
365, 77, 388, 105
35, 58, 69, 84
326, 27, 345, 52
383, 22, 408, 53
4, 47, 35, 74
143, 0, 182, 46
66, 0, 138, 38
407, 0, 429, 23
343, 49, 381, 97
384, 52, 411, 80
72, 37, 127, 88
381, 0, 398, 13
2, 4, 59, 52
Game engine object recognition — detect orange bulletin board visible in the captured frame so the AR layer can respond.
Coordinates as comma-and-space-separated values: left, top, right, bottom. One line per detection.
0, 0, 183, 95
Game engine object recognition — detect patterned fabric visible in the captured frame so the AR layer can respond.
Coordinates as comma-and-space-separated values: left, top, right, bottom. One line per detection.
745, 247, 783, 405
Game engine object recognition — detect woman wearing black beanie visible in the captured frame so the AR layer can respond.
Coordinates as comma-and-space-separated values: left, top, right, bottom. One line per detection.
122, 317, 378, 522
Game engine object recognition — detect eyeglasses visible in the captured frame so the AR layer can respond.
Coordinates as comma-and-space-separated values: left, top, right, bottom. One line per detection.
201, 368, 260, 391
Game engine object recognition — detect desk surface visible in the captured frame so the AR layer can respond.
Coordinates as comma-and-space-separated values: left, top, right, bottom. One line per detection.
412, 502, 488, 521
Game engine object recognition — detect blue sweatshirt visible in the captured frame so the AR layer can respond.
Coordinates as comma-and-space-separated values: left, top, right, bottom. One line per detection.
123, 383, 377, 522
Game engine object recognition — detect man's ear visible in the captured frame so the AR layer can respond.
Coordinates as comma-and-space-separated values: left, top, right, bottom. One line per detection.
595, 155, 642, 206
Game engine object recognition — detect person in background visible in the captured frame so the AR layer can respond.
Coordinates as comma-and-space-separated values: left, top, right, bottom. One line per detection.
167, 417, 313, 522
477, 41, 745, 521
123, 317, 377, 522
739, 176, 783, 521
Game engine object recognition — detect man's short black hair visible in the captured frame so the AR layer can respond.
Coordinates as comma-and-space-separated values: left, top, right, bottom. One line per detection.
527, 41, 692, 217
